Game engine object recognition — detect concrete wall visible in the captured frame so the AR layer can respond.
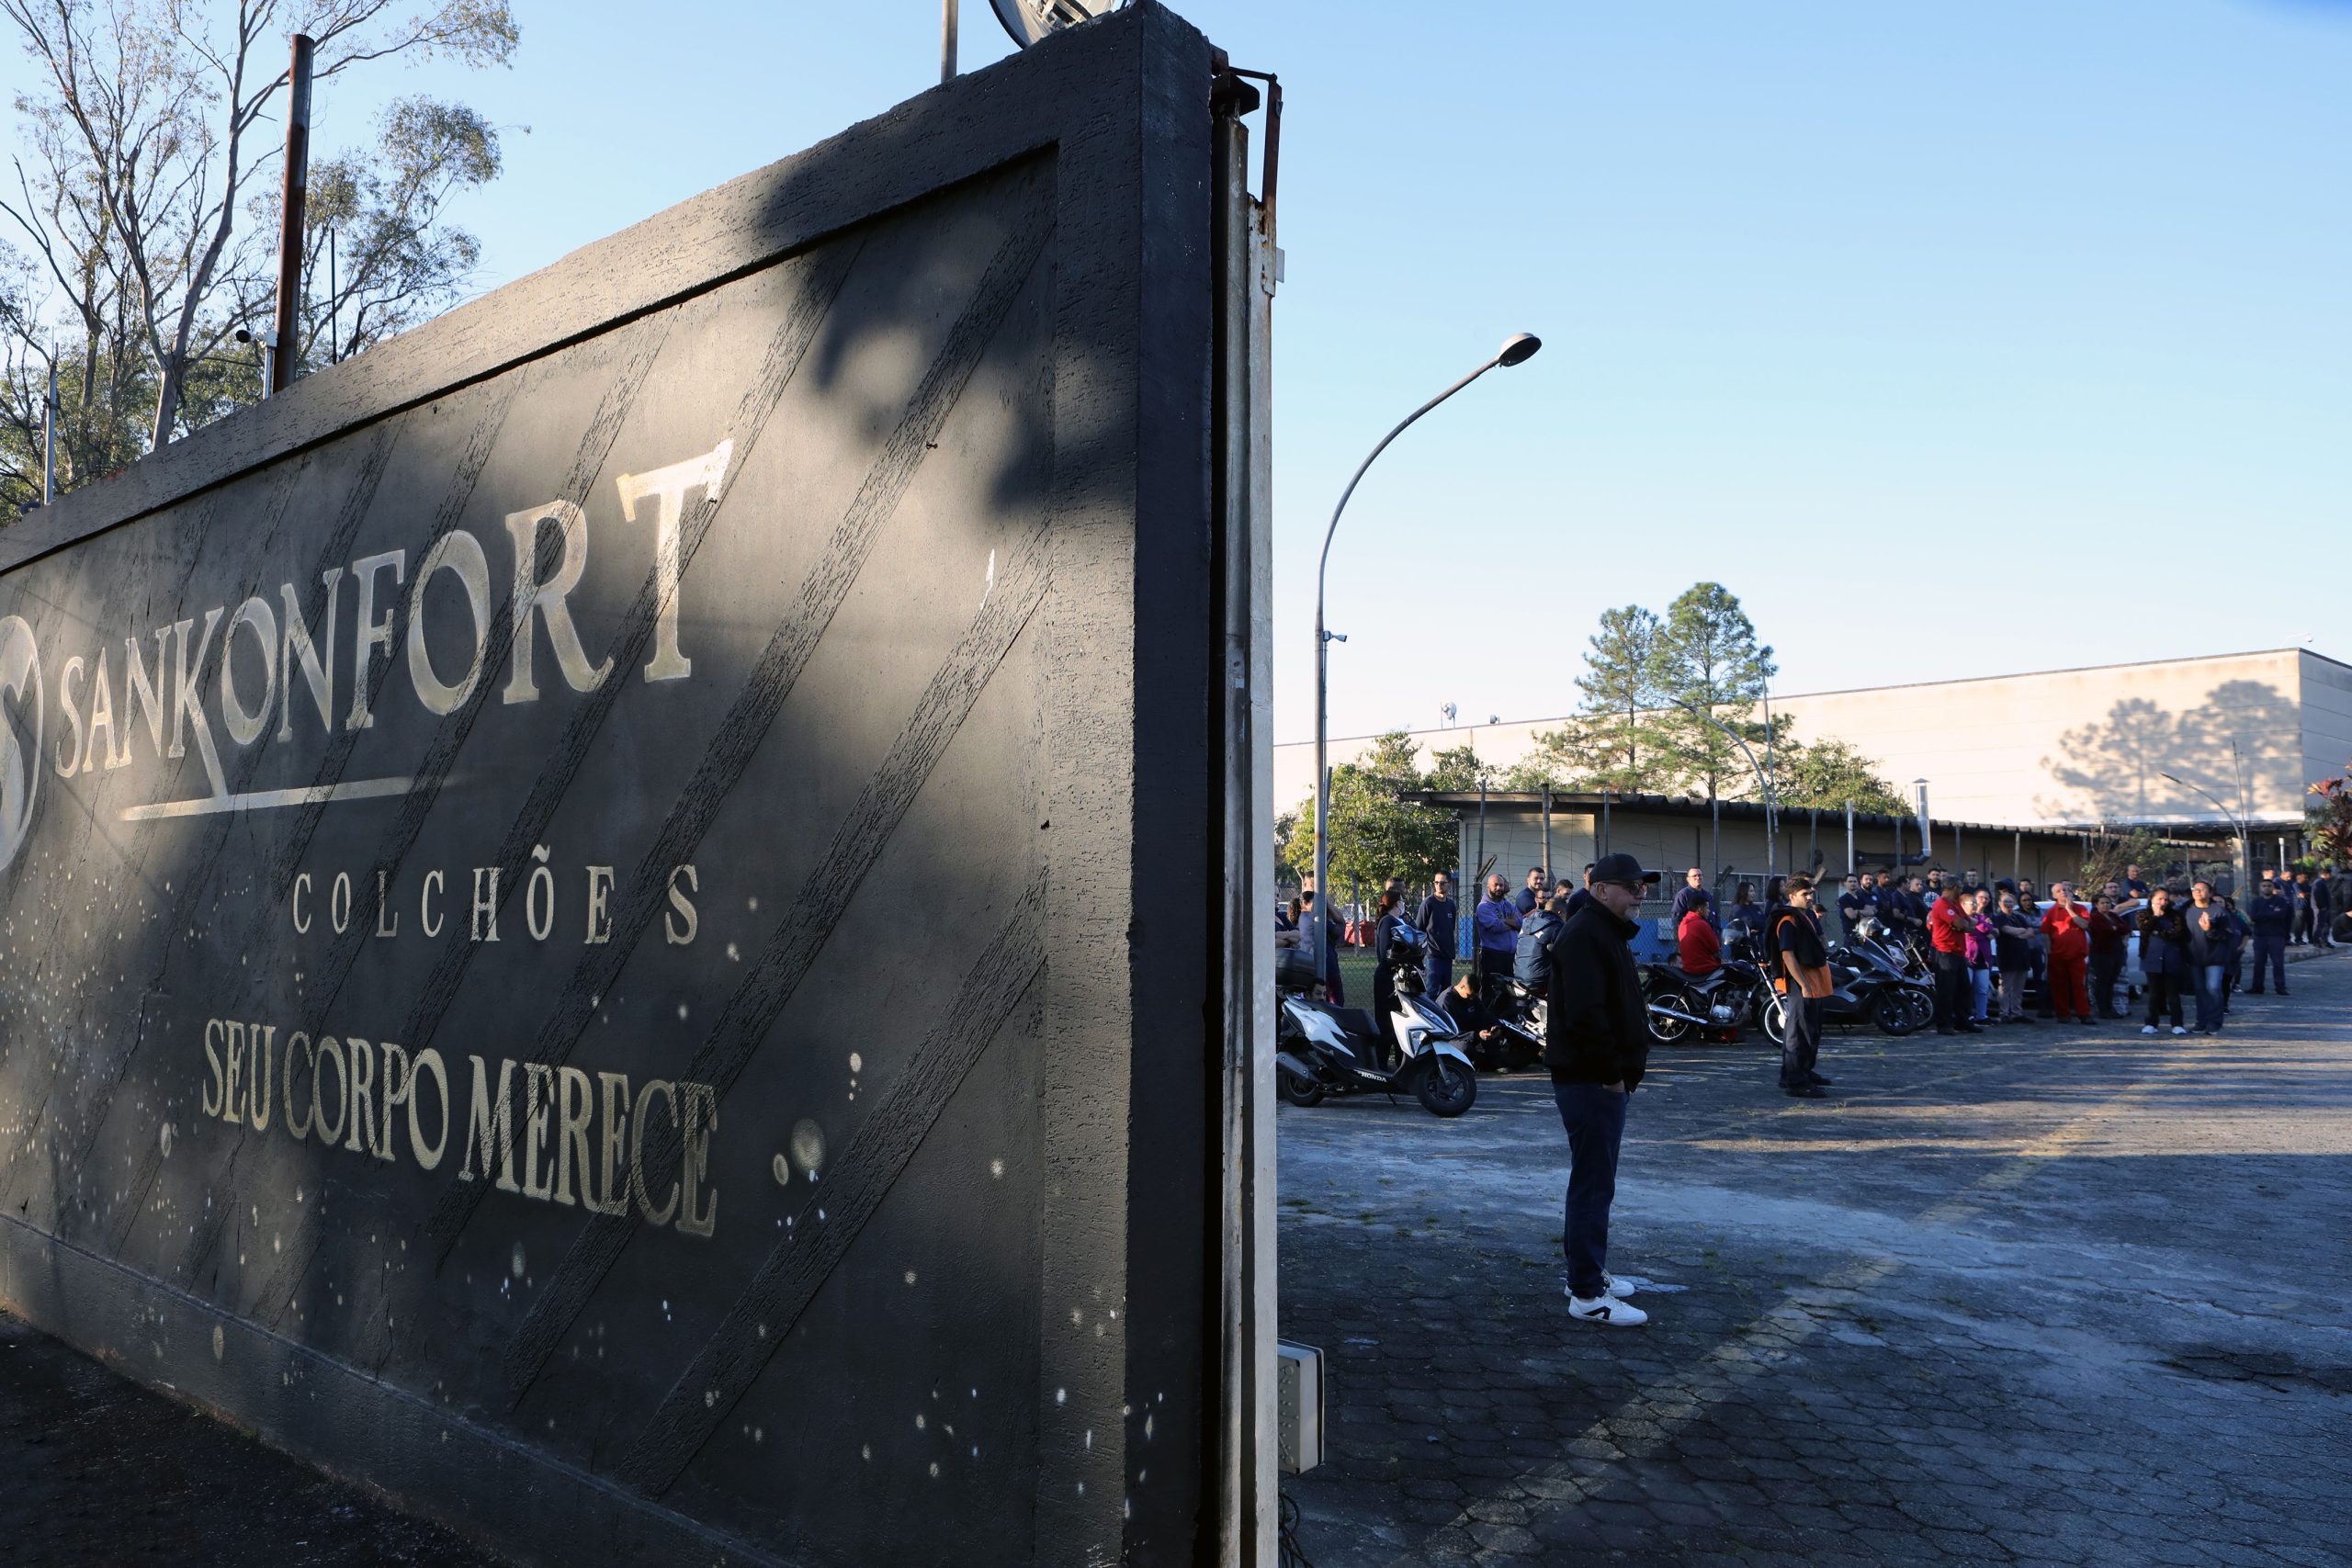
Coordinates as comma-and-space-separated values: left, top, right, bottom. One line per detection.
1274, 647, 2347, 830
2301, 650, 2352, 803
1768, 649, 2312, 829
0, 9, 1227, 1564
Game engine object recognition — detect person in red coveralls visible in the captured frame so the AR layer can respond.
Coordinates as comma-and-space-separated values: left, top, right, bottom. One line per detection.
1927, 881, 1979, 1035
1677, 907, 1722, 977
2040, 883, 2093, 1024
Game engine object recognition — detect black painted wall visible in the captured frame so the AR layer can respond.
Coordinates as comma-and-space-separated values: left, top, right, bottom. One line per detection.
0, 7, 1220, 1564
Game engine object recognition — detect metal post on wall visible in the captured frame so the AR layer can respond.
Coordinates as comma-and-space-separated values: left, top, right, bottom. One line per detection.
2012, 830, 2021, 886
269, 33, 315, 396
1541, 786, 1553, 889
41, 350, 57, 503
1710, 795, 1720, 893
1476, 774, 1487, 907
940, 0, 957, 81
1845, 801, 1855, 875
1601, 792, 1612, 857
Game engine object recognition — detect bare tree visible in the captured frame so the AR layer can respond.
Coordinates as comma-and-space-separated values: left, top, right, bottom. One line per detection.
287, 94, 501, 367
0, 0, 516, 483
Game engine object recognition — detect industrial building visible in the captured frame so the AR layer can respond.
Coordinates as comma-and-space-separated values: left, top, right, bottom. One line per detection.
1277, 648, 2351, 860
1399, 792, 2226, 915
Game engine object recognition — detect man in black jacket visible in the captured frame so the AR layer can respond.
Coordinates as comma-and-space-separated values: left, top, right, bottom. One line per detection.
2246, 883, 2292, 995
1546, 852, 1658, 1326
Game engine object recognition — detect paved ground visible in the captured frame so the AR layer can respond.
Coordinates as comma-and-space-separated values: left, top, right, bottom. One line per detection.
0, 1310, 510, 1565
1279, 947, 2352, 1568
5, 952, 2344, 1565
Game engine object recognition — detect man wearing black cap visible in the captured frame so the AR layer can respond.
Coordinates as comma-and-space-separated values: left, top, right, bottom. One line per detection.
1547, 851, 1658, 1326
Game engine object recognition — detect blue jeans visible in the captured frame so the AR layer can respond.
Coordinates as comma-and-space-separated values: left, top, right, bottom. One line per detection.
1969, 968, 1992, 1022
1552, 1080, 1628, 1301
2195, 964, 2226, 1032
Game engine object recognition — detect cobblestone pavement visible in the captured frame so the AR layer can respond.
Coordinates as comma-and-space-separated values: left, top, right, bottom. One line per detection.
1278, 949, 2352, 1567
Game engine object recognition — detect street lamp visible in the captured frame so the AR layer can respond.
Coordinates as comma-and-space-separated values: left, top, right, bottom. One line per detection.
1666, 696, 1777, 880
2160, 772, 2249, 895
1310, 333, 1542, 988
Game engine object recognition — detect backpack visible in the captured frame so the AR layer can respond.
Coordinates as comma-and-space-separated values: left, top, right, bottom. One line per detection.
1513, 908, 1562, 987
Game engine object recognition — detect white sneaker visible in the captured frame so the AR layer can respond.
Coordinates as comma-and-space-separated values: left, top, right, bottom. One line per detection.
1566, 1293, 1648, 1326
1601, 1274, 1636, 1300
2171, 1026, 2188, 1036
2141, 1025, 2156, 1035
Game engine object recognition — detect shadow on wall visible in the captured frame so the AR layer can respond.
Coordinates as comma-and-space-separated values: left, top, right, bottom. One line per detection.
2037, 681, 2295, 825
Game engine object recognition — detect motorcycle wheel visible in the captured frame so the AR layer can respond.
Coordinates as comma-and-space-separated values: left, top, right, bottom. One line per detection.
1874, 988, 1929, 1038
1760, 992, 1790, 1048
1646, 990, 1697, 1044
1276, 1065, 1325, 1107
1414, 1056, 1478, 1118
1502, 1039, 1541, 1072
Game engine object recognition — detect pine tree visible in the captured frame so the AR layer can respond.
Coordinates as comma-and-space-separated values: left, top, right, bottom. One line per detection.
1569, 604, 1672, 794
1652, 582, 1775, 804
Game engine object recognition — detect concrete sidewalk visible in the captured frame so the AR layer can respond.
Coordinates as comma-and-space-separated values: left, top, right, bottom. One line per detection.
1278, 949, 2352, 1566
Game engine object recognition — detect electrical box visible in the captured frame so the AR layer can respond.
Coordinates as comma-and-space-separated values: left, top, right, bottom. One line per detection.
1277, 1340, 1324, 1474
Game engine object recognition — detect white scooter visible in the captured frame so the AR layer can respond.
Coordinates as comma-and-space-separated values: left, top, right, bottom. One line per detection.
1273, 923, 1479, 1118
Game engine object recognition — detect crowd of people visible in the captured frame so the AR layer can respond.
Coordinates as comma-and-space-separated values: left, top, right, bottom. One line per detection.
1276, 852, 2341, 1334
1823, 861, 2335, 1035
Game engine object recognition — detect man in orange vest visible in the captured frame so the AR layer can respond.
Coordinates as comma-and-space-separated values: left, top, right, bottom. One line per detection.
1768, 875, 1837, 1099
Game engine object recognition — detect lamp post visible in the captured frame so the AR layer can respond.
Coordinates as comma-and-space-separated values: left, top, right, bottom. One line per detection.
2161, 772, 2249, 896
1667, 696, 1777, 878
1310, 333, 1542, 989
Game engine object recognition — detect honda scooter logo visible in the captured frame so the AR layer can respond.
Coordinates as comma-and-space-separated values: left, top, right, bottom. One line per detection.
0, 615, 39, 875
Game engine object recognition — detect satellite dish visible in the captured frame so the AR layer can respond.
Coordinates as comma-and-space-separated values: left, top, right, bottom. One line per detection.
989, 0, 1122, 48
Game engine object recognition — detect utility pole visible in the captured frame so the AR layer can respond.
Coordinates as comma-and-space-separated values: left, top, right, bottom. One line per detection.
941, 0, 957, 82
270, 33, 316, 396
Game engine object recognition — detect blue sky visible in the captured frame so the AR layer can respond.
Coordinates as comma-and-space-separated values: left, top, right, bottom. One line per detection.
11, 1, 2346, 739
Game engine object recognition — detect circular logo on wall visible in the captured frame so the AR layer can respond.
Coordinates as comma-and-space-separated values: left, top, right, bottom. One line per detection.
0, 615, 41, 876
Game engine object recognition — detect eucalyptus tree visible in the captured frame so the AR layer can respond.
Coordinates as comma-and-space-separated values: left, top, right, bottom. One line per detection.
0, 0, 517, 509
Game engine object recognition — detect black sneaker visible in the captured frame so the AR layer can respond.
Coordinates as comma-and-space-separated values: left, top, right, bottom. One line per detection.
1785, 1084, 1827, 1099
1807, 1073, 1836, 1085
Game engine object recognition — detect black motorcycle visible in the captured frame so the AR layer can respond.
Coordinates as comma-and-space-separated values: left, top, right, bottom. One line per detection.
1642, 948, 1773, 1043
1474, 973, 1547, 1071
1758, 936, 1936, 1044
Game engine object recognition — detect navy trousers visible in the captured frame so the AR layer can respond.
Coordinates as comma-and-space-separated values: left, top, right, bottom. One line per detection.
1553, 1080, 1628, 1302
2249, 933, 2286, 993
